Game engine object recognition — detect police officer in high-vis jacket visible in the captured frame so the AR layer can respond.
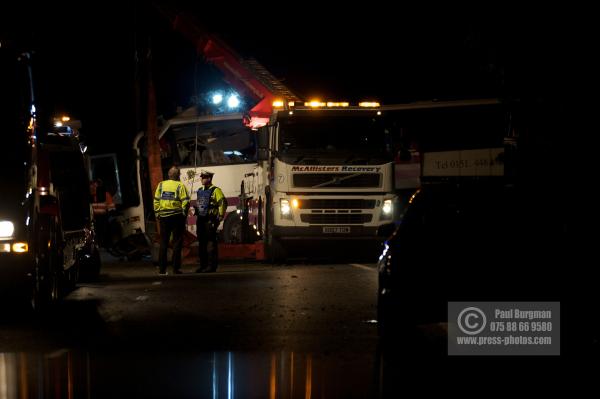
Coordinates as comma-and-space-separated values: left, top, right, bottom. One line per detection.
195, 170, 226, 273
154, 166, 190, 275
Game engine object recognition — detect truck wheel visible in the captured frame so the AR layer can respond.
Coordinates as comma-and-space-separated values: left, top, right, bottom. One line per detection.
31, 244, 62, 310
223, 213, 242, 243
264, 189, 286, 263
31, 216, 63, 311
31, 261, 50, 312
49, 269, 62, 303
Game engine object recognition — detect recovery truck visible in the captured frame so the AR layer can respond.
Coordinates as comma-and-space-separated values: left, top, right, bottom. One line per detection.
244, 101, 398, 260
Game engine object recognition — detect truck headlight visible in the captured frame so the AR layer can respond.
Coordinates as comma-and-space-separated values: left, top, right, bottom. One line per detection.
280, 199, 292, 218
380, 199, 393, 220
382, 200, 393, 215
0, 221, 15, 240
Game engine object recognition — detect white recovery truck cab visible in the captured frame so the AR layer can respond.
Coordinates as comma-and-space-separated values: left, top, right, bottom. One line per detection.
243, 102, 398, 260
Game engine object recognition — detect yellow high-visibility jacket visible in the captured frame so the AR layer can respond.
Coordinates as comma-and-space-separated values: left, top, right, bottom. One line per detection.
154, 179, 190, 218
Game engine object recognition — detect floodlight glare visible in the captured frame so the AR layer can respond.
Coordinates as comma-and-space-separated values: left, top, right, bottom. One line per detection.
227, 95, 240, 109
212, 93, 223, 105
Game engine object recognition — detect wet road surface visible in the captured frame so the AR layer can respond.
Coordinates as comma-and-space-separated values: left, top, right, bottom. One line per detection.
0, 253, 401, 397
1, 252, 591, 397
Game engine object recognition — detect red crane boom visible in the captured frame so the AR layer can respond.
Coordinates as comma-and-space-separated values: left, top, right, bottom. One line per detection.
161, 8, 300, 128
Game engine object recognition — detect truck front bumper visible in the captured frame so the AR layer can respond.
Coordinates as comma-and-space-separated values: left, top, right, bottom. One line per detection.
272, 225, 381, 240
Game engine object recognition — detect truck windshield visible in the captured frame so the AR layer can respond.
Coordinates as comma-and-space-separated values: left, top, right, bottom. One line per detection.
169, 120, 256, 167
278, 113, 390, 161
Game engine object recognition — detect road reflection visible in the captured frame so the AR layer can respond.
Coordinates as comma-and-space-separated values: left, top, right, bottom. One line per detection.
0, 351, 88, 399
3, 323, 569, 398
1, 349, 381, 398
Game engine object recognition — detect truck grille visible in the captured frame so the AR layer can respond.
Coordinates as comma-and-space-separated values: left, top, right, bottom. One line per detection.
300, 214, 372, 224
293, 173, 380, 188
299, 199, 376, 209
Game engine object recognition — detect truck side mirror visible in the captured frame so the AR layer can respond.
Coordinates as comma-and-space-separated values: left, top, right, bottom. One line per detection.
257, 126, 269, 149
257, 125, 271, 161
258, 148, 269, 161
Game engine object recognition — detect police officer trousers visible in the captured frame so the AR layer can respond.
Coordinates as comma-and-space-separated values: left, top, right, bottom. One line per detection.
197, 216, 218, 271
158, 214, 186, 273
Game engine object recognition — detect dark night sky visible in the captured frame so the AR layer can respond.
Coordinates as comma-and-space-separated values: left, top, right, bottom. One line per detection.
1, 3, 585, 153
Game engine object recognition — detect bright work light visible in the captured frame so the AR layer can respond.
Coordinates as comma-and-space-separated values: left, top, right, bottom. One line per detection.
227, 95, 240, 109
212, 93, 223, 104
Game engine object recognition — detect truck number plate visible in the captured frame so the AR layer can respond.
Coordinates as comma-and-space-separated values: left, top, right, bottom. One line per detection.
322, 226, 351, 234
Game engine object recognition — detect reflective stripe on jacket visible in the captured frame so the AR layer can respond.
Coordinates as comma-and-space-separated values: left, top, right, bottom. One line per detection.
196, 185, 226, 219
92, 191, 115, 215
154, 179, 190, 218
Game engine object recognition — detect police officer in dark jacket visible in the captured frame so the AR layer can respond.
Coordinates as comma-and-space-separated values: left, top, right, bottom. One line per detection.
195, 170, 226, 273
